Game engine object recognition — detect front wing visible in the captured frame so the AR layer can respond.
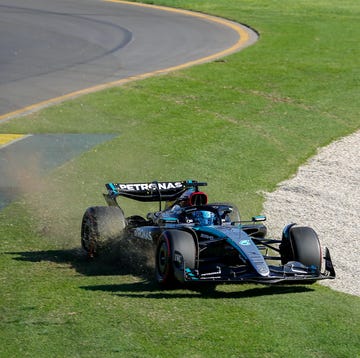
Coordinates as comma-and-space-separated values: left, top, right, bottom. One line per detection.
182, 248, 336, 284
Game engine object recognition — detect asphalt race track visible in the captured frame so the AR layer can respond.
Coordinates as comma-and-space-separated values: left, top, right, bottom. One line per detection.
0, 0, 255, 116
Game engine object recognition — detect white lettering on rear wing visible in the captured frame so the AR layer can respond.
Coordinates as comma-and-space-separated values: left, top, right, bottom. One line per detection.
115, 182, 183, 192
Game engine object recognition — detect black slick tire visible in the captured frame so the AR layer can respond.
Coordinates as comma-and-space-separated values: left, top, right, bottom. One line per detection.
81, 206, 126, 257
280, 226, 322, 269
155, 230, 196, 288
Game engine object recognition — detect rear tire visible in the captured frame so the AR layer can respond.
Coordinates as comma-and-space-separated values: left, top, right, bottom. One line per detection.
280, 226, 322, 269
155, 230, 196, 288
81, 206, 126, 257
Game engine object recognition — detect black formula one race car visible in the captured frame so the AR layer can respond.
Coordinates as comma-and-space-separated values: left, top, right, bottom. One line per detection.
81, 180, 335, 288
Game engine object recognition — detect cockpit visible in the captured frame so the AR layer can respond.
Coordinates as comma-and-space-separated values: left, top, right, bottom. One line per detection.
182, 209, 220, 226
148, 190, 239, 227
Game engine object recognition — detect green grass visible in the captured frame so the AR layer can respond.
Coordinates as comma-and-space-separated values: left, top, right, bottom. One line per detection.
1, 0, 359, 356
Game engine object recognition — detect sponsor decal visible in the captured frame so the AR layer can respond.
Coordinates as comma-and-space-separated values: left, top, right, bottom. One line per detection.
116, 182, 183, 192
173, 253, 183, 265
200, 233, 215, 240
240, 239, 251, 246
258, 264, 269, 274
133, 228, 153, 241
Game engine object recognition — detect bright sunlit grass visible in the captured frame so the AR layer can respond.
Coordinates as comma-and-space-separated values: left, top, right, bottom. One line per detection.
1, 0, 359, 356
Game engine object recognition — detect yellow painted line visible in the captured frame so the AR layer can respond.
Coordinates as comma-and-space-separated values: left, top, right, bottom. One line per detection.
0, 134, 27, 147
0, 1, 256, 122
107, 0, 252, 61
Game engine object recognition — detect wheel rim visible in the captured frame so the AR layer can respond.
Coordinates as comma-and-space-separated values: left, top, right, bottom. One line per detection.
157, 241, 169, 276
156, 236, 172, 282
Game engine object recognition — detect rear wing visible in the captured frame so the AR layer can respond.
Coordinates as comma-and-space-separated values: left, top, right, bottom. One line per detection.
104, 180, 207, 203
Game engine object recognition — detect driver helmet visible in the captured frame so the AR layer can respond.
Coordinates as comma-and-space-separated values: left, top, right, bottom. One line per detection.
193, 210, 216, 226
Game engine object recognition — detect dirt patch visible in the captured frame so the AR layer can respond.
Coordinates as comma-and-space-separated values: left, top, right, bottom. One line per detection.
0, 133, 116, 209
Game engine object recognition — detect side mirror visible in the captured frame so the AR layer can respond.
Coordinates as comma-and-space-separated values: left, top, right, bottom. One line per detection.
252, 215, 266, 222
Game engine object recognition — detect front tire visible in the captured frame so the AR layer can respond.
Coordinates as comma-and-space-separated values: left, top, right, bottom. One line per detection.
81, 206, 126, 257
280, 225, 322, 269
155, 230, 196, 288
